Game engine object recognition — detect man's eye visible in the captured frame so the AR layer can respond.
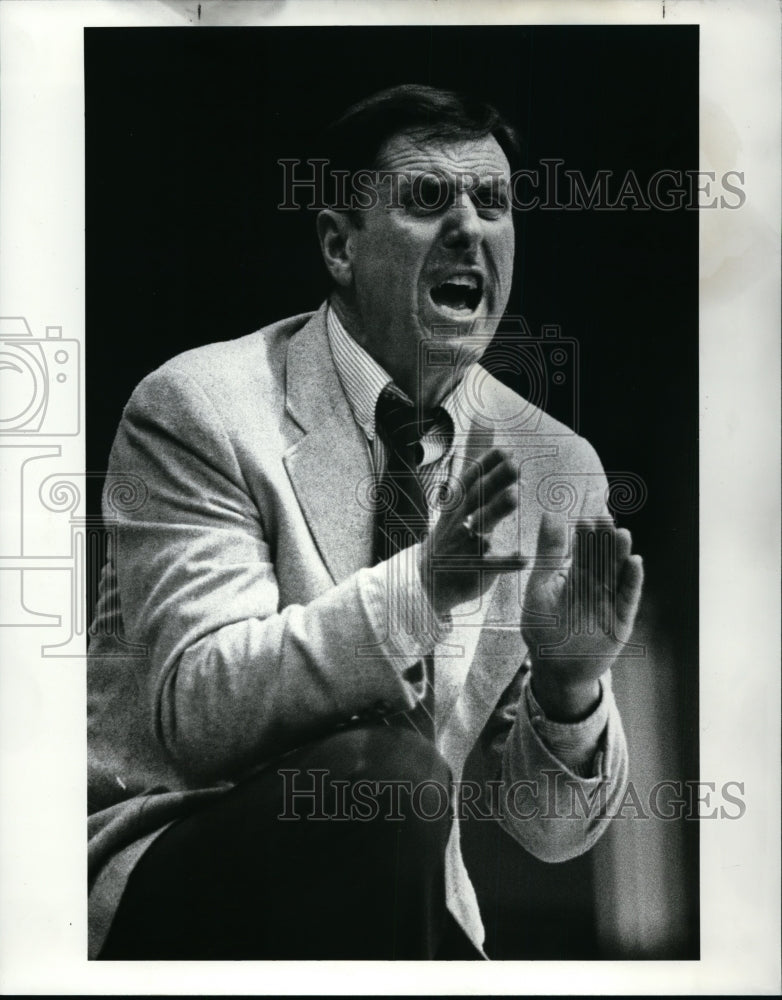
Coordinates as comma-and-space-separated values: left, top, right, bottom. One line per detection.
405, 176, 453, 215
471, 188, 510, 217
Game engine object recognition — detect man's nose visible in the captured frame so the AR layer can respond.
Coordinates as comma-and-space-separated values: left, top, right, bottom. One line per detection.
441, 191, 482, 250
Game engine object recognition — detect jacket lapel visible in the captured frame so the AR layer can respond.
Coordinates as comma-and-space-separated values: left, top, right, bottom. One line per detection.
283, 306, 375, 584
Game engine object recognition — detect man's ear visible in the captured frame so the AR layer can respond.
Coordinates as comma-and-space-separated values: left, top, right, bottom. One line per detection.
316, 209, 354, 288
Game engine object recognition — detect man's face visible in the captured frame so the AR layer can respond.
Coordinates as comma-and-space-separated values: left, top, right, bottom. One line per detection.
340, 131, 515, 408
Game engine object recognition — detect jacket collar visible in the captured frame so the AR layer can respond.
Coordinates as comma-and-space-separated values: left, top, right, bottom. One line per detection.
284, 302, 345, 433
283, 304, 375, 583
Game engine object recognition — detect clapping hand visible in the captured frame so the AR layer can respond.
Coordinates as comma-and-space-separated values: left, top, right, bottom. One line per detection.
420, 447, 525, 619
521, 511, 644, 721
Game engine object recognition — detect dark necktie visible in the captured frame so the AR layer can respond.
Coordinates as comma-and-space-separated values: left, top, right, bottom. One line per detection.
374, 386, 437, 741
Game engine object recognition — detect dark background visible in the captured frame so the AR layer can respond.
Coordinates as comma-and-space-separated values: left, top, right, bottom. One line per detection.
86, 25, 699, 959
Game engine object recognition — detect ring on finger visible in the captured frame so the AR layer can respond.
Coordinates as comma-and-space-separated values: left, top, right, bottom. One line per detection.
461, 512, 490, 541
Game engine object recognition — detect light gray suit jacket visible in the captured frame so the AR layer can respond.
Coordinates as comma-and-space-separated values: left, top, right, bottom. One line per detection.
87, 304, 628, 956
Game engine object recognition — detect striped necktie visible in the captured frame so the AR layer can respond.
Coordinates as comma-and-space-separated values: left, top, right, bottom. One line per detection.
374, 386, 438, 741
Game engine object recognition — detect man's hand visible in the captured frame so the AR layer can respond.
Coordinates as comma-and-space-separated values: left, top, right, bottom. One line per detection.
419, 448, 523, 619
522, 511, 644, 722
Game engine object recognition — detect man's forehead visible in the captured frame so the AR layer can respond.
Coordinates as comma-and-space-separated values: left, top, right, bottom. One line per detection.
374, 131, 511, 180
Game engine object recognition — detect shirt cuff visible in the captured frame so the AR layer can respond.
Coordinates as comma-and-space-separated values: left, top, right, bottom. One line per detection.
359, 542, 452, 689
522, 671, 609, 777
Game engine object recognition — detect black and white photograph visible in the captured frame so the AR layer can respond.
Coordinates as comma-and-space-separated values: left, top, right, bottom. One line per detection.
0, 1, 779, 994
84, 23, 699, 963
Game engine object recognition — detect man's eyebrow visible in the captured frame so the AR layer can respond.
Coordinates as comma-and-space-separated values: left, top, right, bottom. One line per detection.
468, 175, 510, 200
472, 175, 508, 188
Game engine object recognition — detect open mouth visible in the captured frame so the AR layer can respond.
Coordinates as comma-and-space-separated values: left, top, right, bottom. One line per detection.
429, 274, 483, 314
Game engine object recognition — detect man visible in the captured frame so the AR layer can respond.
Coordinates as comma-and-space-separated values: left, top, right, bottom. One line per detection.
87, 84, 643, 960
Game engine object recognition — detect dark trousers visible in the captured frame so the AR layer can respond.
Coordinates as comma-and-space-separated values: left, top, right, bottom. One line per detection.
98, 725, 483, 960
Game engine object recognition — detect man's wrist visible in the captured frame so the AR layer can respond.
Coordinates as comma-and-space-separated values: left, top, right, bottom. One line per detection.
529, 671, 601, 723
418, 538, 451, 620
411, 543, 453, 639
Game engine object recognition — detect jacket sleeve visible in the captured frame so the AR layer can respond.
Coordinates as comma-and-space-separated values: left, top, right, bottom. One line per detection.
482, 666, 629, 862
104, 364, 445, 784
478, 436, 631, 861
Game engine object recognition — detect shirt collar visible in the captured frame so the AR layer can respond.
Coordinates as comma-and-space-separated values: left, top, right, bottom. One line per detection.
326, 304, 465, 465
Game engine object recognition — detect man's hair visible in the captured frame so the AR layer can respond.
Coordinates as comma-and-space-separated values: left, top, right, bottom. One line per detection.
322, 83, 520, 200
